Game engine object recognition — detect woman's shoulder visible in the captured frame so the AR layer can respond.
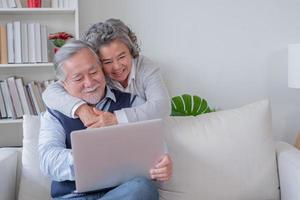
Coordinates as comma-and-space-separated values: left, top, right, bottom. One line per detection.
135, 55, 159, 75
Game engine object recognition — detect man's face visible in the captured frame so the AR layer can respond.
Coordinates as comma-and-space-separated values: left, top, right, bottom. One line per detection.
63, 48, 106, 105
99, 40, 133, 87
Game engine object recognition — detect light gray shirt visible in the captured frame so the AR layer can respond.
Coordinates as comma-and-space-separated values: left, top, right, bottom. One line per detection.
39, 87, 144, 181
42, 55, 171, 123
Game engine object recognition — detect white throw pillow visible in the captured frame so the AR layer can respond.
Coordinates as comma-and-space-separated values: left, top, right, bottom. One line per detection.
18, 115, 51, 200
159, 100, 280, 200
0, 148, 18, 200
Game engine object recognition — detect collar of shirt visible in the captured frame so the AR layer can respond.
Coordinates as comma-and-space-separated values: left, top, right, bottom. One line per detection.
95, 86, 116, 111
110, 58, 136, 92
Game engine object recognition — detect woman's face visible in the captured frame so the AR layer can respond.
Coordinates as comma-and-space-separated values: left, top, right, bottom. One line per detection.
99, 40, 133, 88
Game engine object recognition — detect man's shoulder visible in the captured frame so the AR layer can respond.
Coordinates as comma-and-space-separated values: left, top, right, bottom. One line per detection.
46, 107, 67, 119
40, 110, 60, 128
44, 107, 76, 125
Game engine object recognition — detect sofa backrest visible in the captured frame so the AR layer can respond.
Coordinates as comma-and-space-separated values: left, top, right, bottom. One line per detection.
159, 100, 280, 200
18, 100, 279, 200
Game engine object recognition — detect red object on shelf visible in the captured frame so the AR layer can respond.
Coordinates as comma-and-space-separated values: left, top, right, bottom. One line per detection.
53, 47, 60, 54
27, 0, 32, 7
27, 0, 41, 8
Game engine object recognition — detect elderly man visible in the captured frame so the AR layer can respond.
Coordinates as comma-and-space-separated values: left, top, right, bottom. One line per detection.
39, 40, 172, 200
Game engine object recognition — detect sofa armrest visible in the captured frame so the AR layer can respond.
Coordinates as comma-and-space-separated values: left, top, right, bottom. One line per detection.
0, 148, 19, 200
276, 141, 300, 200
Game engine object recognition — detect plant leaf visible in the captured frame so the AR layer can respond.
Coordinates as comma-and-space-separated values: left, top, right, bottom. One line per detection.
53, 39, 65, 47
196, 98, 208, 115
191, 95, 202, 115
171, 94, 214, 116
171, 96, 184, 114
182, 94, 192, 114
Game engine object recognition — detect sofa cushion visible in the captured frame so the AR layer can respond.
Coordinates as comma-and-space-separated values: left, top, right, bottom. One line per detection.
159, 100, 280, 200
18, 115, 51, 200
0, 148, 18, 200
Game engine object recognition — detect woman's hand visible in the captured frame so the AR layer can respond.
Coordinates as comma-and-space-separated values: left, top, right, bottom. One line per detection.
76, 105, 118, 128
87, 108, 118, 128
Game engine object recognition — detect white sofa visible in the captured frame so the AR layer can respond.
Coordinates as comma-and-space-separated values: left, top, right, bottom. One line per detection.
1, 100, 300, 200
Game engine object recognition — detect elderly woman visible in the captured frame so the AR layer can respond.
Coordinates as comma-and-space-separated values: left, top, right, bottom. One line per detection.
42, 18, 171, 128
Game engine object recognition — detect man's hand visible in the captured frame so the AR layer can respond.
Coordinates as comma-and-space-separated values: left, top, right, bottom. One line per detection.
149, 154, 172, 182
76, 105, 118, 128
86, 108, 118, 128
75, 104, 99, 127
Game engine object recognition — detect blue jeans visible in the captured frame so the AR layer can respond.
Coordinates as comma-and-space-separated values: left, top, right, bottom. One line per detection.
53, 177, 159, 200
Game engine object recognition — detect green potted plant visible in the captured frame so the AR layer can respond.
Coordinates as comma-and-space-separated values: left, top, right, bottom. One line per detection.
48, 32, 74, 53
171, 94, 215, 116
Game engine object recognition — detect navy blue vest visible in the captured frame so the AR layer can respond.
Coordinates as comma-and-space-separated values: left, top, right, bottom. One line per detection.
47, 89, 134, 198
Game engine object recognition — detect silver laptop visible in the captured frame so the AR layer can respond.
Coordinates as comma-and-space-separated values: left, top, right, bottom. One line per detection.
71, 118, 166, 193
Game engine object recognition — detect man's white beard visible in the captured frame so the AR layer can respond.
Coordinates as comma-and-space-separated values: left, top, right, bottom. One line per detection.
85, 94, 101, 105
82, 84, 102, 104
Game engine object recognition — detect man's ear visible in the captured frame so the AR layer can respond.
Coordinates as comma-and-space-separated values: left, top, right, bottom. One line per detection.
61, 80, 67, 88
62, 80, 70, 92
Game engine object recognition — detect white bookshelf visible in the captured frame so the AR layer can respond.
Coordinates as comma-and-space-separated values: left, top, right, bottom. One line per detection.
0, 0, 79, 146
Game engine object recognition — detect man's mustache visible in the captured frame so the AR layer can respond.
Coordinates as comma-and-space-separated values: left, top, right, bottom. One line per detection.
82, 84, 101, 93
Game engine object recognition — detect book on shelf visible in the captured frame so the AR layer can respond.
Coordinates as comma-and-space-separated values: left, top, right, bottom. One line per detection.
0, 83, 7, 118
1, 21, 49, 65
0, 25, 8, 64
0, 80, 14, 118
15, 0, 22, 8
7, 76, 23, 118
33, 81, 45, 111
41, 24, 48, 63
13, 21, 22, 63
0, 0, 75, 8
23, 82, 34, 115
58, 0, 63, 8
0, 0, 22, 8
41, 0, 50, 8
15, 78, 31, 115
28, 23, 36, 63
51, 0, 58, 8
0, 0, 8, 8
21, 23, 29, 63
6, 23, 14, 64
34, 23, 42, 63
51, 0, 75, 8
0, 77, 56, 119
26, 80, 49, 115
25, 84, 36, 114
8, 0, 17, 8
27, 82, 41, 114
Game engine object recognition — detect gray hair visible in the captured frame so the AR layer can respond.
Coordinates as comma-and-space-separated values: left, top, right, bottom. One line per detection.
54, 40, 100, 80
81, 18, 140, 58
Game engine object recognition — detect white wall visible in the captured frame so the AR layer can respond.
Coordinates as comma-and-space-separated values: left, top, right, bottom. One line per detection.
79, 0, 300, 143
